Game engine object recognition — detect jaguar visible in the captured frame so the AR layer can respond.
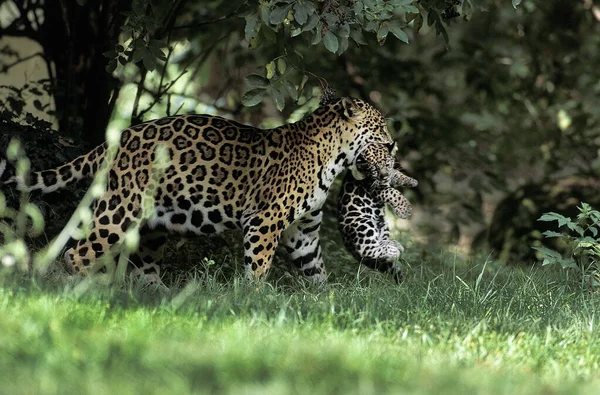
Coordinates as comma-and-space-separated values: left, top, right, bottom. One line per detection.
0, 97, 393, 282
338, 142, 417, 280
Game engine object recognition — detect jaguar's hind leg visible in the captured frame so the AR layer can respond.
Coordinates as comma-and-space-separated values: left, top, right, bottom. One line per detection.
128, 227, 168, 284
63, 192, 142, 274
375, 187, 412, 219
390, 168, 418, 188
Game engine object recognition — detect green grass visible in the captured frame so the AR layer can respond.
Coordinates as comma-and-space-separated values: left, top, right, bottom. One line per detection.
1, 259, 600, 394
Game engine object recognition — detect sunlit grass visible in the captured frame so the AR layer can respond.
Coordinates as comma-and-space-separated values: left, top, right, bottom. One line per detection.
1, 260, 599, 394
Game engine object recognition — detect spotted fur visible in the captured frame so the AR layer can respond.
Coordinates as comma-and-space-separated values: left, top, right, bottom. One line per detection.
1, 98, 393, 282
338, 143, 417, 281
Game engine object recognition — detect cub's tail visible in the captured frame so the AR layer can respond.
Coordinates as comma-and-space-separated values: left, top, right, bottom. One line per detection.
0, 143, 107, 193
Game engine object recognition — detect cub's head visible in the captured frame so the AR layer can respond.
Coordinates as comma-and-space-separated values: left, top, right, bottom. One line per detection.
351, 142, 397, 183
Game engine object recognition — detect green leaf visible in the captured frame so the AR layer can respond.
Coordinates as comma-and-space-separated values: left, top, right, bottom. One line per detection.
148, 41, 167, 61
277, 58, 286, 74
266, 61, 276, 79
103, 49, 118, 59
365, 21, 379, 32
242, 88, 265, 107
541, 230, 565, 239
312, 28, 323, 45
131, 48, 144, 63
354, 0, 363, 14
299, 74, 309, 90
335, 23, 350, 38
106, 59, 117, 73
283, 80, 298, 101
303, 13, 319, 32
323, 31, 339, 53
293, 3, 308, 25
559, 257, 578, 270
260, 5, 271, 23
350, 29, 367, 45
272, 86, 285, 111
132, 38, 145, 49
245, 74, 269, 87
363, 0, 376, 9
270, 5, 292, 25
337, 36, 349, 54
377, 24, 389, 44
389, 26, 409, 43
532, 246, 563, 261
400, 4, 419, 13
538, 212, 568, 223
512, 0, 522, 9
245, 13, 260, 41
142, 50, 157, 72
427, 10, 436, 27
261, 24, 277, 42
565, 222, 584, 237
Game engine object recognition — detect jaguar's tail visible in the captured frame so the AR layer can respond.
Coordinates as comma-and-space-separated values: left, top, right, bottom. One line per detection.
0, 143, 107, 194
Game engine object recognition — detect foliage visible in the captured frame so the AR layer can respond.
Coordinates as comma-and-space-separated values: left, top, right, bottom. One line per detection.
103, 1, 167, 74
239, 0, 467, 109
0, 140, 43, 271
535, 203, 600, 285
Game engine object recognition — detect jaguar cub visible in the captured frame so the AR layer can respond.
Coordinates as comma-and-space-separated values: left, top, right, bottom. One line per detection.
1, 98, 393, 283
338, 143, 417, 280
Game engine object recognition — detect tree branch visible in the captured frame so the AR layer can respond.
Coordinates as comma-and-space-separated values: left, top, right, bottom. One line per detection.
171, 1, 248, 30
130, 68, 148, 124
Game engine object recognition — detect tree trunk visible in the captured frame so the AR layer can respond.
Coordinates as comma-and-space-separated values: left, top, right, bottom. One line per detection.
39, 0, 130, 146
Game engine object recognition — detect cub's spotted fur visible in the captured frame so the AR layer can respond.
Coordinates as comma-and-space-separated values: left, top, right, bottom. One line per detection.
339, 143, 417, 280
1, 98, 393, 282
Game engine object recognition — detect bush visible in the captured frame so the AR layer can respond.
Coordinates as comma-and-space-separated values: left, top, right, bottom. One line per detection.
535, 203, 600, 286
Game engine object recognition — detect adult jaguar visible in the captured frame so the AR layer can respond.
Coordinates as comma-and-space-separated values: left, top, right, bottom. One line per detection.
0, 97, 393, 282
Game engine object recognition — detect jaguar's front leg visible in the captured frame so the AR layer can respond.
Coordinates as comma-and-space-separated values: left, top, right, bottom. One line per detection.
361, 256, 403, 283
242, 213, 285, 281
280, 209, 327, 284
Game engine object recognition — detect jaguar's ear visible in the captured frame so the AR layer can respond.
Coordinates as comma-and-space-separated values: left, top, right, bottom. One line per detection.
319, 81, 337, 106
340, 98, 363, 120
386, 142, 398, 156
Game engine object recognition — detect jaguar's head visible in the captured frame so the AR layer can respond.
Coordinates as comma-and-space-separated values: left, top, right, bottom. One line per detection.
339, 98, 394, 144
326, 97, 394, 167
